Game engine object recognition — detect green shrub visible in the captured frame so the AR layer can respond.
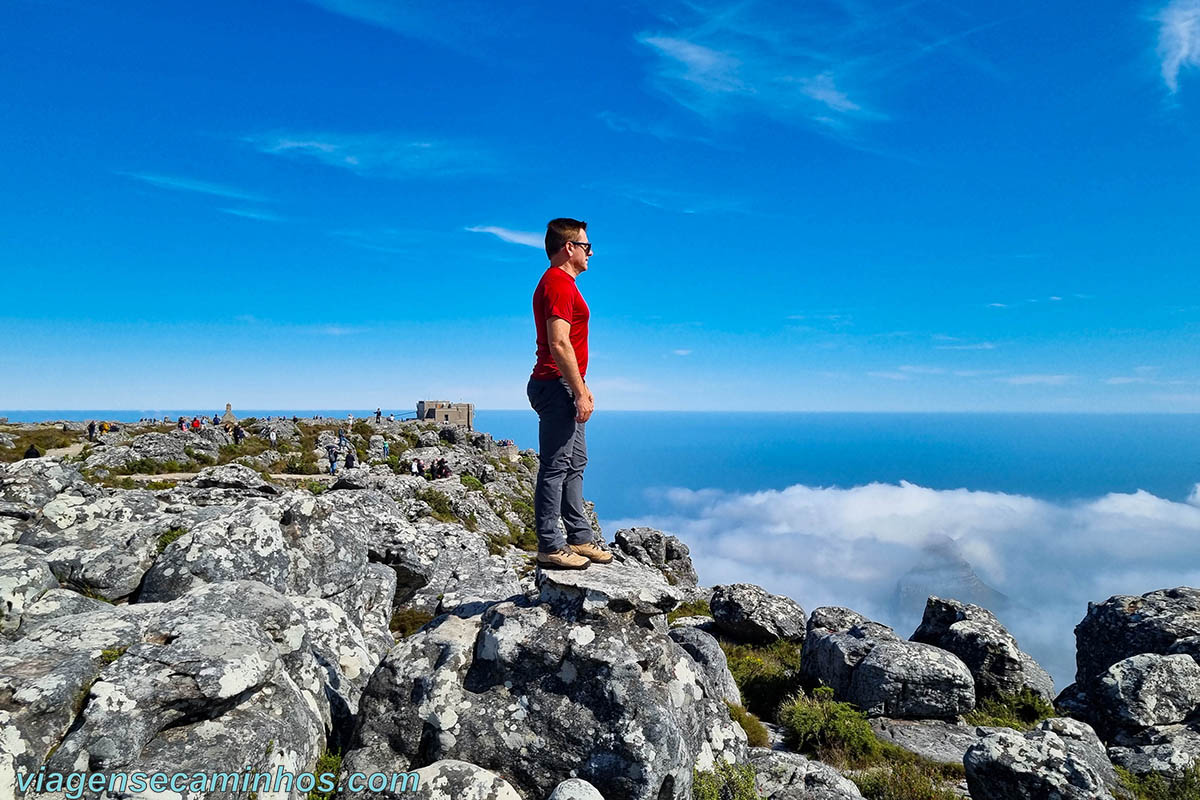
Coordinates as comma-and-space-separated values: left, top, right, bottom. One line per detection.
668, 599, 713, 623
156, 527, 187, 554
779, 686, 881, 764
1117, 763, 1200, 800
390, 607, 434, 638
416, 488, 457, 523
852, 763, 960, 800
692, 761, 760, 800
144, 479, 177, 490
308, 748, 342, 800
99, 646, 127, 665
460, 474, 484, 492
183, 448, 216, 466
720, 639, 804, 719
301, 480, 327, 495
963, 688, 1056, 731
726, 702, 769, 748
285, 454, 321, 475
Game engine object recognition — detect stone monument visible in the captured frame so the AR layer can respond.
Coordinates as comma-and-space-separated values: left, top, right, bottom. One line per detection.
221, 403, 237, 425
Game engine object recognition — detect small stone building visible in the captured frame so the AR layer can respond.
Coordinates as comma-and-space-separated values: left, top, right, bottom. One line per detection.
416, 401, 474, 430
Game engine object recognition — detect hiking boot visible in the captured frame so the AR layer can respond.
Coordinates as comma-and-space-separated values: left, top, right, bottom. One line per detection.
537, 548, 590, 570
569, 541, 614, 564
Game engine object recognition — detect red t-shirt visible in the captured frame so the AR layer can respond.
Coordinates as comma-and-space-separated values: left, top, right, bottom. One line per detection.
531, 266, 589, 380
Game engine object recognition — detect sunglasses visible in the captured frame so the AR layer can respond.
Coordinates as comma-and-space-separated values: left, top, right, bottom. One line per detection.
569, 240, 592, 255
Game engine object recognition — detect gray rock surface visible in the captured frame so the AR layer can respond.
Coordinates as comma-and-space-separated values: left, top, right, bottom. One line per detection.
710, 583, 806, 644
536, 556, 684, 623
0, 543, 59, 638
342, 597, 746, 800
749, 748, 865, 799
911, 595, 1054, 702
1098, 652, 1200, 730
869, 718, 997, 766
547, 777, 607, 800
669, 625, 743, 706
613, 527, 698, 587
1108, 722, 1200, 778
964, 723, 1117, 800
412, 759, 523, 800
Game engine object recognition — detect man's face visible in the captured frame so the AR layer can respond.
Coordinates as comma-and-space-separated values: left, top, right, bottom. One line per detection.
566, 230, 592, 272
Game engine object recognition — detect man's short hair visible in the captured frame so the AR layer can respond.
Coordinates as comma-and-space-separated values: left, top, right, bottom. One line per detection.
545, 218, 587, 258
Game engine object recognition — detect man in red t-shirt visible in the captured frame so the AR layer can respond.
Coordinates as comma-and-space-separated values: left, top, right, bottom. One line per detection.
526, 218, 612, 570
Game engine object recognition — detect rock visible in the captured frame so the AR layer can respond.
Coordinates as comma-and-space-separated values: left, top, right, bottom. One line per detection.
710, 583, 806, 644
0, 543, 59, 638
613, 527, 697, 587
911, 595, 1054, 702
8, 587, 110, 637
1075, 587, 1200, 697
870, 718, 998, 766
412, 760, 522, 800
669, 626, 742, 706
547, 777, 607, 800
234, 448, 283, 471
849, 640, 975, 719
1097, 653, 1200, 730
82, 429, 222, 472
749, 748, 865, 799
342, 598, 746, 800
1108, 722, 1200, 778
189, 463, 281, 495
0, 459, 94, 511
894, 535, 1009, 619
536, 556, 684, 623
964, 723, 1116, 800
803, 607, 974, 718
1037, 717, 1123, 792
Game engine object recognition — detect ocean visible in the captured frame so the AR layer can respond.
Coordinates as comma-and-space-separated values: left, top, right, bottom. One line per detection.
7, 409, 1200, 688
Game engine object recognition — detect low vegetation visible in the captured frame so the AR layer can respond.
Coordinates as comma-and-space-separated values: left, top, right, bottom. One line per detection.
1117, 763, 1200, 800
963, 688, 1056, 731
719, 639, 804, 719
415, 488, 457, 523
725, 701, 769, 748
307, 748, 342, 800
156, 527, 187, 555
460, 474, 484, 492
667, 598, 713, 623
0, 426, 81, 462
692, 761, 761, 800
98, 645, 127, 665
390, 606, 434, 638
777, 687, 963, 800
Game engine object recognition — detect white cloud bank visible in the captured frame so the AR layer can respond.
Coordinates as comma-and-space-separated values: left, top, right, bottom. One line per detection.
466, 226, 543, 248
608, 480, 1200, 688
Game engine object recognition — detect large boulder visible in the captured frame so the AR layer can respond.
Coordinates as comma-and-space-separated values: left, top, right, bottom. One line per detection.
536, 557, 684, 625
1108, 722, 1200, 778
749, 748, 865, 799
0, 544, 58, 638
0, 459, 95, 512
803, 607, 974, 719
964, 722, 1117, 800
342, 595, 747, 800
412, 760, 522, 800
1097, 653, 1200, 730
669, 626, 742, 706
710, 583, 806, 644
613, 527, 697, 588
911, 595, 1054, 702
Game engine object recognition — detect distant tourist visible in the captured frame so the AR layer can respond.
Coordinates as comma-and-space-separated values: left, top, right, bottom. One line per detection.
212, 414, 220, 425
178, 416, 186, 431
345, 450, 357, 469
337, 428, 347, 449
382, 440, 389, 458
100, 421, 110, 434
410, 459, 420, 477
269, 429, 278, 448
87, 421, 96, 441
23, 444, 40, 460
191, 417, 201, 431
376, 408, 382, 423
347, 413, 354, 427
325, 445, 338, 475
233, 424, 245, 445
526, 217, 610, 570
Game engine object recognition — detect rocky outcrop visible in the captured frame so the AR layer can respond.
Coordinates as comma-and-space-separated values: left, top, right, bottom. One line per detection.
711, 583, 806, 644
412, 759, 522, 800
669, 625, 743, 706
342, 563, 746, 800
964, 721, 1118, 800
911, 595, 1054, 702
803, 606, 975, 719
749, 748, 865, 799
614, 527, 698, 588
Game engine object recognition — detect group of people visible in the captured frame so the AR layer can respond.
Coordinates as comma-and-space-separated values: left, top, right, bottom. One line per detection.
323, 442, 357, 475
86, 420, 111, 441
410, 458, 452, 479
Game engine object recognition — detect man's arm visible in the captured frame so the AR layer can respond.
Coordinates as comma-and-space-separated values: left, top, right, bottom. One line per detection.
546, 316, 594, 423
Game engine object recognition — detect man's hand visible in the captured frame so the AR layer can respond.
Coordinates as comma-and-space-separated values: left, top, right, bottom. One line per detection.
576, 387, 594, 423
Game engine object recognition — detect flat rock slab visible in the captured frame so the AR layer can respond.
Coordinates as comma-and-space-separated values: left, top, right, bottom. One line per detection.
536, 556, 684, 619
870, 718, 998, 765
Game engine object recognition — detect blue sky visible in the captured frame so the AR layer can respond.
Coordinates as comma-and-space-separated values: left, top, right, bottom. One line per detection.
3, 0, 1200, 411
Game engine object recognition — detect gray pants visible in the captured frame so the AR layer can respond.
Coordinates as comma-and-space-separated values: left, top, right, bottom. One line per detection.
527, 376, 593, 552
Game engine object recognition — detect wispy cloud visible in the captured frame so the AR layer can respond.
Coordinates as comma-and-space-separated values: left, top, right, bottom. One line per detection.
673, 349, 693, 356
594, 182, 750, 215
246, 132, 494, 178
868, 371, 911, 381
466, 226, 543, 248
1000, 374, 1074, 385
299, 0, 523, 48
303, 324, 364, 336
936, 341, 997, 350
898, 365, 946, 375
1158, 0, 1200, 93
633, 1, 1003, 144
220, 207, 286, 222
118, 171, 266, 202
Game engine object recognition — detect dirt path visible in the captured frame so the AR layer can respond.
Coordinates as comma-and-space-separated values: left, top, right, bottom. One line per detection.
120, 472, 335, 484
44, 442, 86, 459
